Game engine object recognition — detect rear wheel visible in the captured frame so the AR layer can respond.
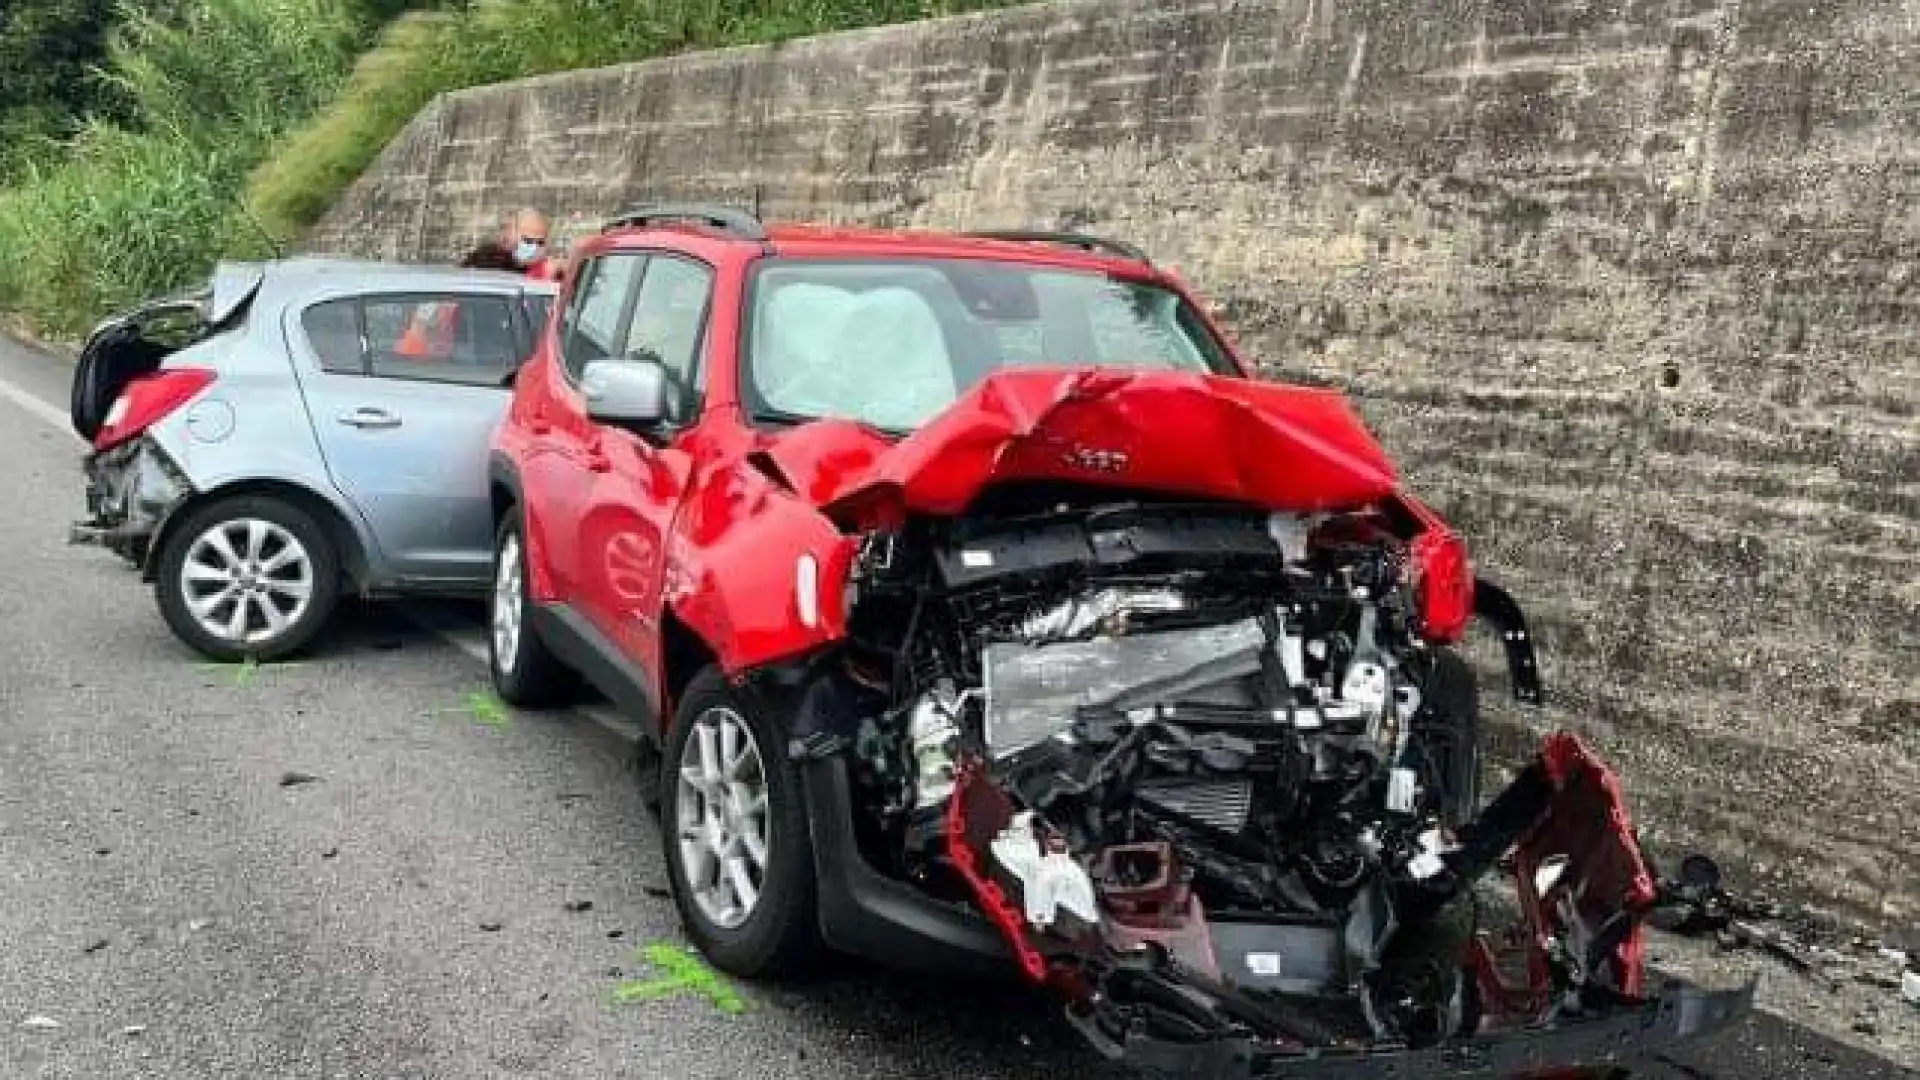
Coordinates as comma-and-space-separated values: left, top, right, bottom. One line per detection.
153, 495, 340, 662
488, 511, 573, 707
661, 668, 821, 978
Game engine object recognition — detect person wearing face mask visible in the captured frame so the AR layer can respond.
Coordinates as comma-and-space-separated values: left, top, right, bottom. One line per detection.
457, 208, 558, 278
400, 208, 560, 358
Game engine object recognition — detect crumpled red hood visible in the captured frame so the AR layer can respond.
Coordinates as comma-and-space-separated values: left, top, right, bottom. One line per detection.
754, 368, 1399, 523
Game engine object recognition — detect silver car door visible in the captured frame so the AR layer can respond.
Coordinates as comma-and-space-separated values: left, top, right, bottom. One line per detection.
282, 287, 520, 586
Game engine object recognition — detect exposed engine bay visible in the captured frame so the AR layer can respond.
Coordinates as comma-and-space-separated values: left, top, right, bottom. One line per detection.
784, 487, 1752, 1077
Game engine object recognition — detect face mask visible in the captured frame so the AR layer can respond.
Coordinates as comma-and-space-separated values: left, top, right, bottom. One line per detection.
512, 239, 545, 266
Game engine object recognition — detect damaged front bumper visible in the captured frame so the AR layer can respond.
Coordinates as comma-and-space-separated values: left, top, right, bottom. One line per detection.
1068, 977, 1755, 1080
69, 436, 191, 565
948, 732, 1757, 1079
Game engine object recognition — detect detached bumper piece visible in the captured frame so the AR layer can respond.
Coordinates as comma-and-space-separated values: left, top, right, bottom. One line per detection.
947, 733, 1754, 1080
68, 436, 190, 564
1068, 979, 1755, 1080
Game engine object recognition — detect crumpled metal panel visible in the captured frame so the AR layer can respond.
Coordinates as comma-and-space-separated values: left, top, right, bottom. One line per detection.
752, 368, 1401, 525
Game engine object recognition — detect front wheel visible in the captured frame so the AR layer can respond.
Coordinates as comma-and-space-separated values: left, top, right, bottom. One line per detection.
661, 668, 822, 979
153, 495, 341, 663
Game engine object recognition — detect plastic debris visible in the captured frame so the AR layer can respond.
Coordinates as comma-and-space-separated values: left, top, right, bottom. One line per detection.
989, 811, 1098, 930
21, 1016, 60, 1030
1902, 969, 1920, 1007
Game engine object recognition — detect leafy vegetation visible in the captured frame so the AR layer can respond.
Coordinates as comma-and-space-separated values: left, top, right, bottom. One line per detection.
0, 0, 367, 337
0, 0, 143, 184
0, 0, 1016, 340
243, 0, 1020, 244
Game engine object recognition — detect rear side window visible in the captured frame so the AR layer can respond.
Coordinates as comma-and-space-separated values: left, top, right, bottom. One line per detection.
301, 293, 523, 386
301, 299, 363, 374
560, 253, 644, 380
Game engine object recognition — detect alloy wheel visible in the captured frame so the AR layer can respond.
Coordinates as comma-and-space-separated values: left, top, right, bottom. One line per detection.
493, 532, 523, 671
179, 517, 315, 645
675, 706, 771, 930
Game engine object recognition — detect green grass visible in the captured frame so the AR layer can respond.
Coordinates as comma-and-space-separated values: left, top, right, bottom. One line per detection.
0, 0, 365, 339
0, 0, 1024, 341
243, 0, 1028, 245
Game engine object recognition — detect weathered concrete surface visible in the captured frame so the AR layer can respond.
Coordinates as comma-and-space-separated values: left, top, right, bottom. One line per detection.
312, 0, 1920, 932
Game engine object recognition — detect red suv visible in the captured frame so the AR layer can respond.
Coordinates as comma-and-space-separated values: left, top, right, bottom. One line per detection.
487, 206, 1746, 1078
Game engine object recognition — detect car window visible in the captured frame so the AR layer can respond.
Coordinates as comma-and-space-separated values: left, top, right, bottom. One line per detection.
301, 298, 364, 374
561, 253, 645, 380
619, 255, 713, 423
744, 258, 1235, 432
347, 293, 522, 386
521, 294, 553, 338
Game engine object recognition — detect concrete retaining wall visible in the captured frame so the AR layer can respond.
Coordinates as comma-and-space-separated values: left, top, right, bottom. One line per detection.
311, 0, 1920, 930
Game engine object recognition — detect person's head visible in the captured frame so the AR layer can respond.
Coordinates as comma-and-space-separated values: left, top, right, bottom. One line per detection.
500, 208, 550, 268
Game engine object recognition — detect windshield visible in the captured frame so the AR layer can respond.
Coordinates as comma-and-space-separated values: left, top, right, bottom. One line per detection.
742, 258, 1237, 431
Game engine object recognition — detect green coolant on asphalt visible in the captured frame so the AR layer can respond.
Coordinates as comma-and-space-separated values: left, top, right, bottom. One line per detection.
611, 942, 749, 1016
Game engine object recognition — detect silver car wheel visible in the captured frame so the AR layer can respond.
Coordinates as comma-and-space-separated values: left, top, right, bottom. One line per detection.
493, 532, 524, 673
179, 517, 315, 645
675, 706, 771, 930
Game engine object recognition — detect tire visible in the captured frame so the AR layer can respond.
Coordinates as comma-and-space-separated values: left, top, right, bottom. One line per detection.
488, 511, 574, 708
1422, 648, 1482, 829
153, 495, 342, 663
661, 667, 821, 979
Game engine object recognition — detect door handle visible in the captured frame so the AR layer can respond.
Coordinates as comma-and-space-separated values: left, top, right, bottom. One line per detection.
583, 436, 611, 473
337, 407, 402, 430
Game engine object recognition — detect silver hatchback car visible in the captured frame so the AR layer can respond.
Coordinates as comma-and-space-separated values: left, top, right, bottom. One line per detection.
68, 257, 557, 661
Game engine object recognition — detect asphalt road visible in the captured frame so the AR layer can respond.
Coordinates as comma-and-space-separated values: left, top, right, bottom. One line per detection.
0, 334, 1911, 1080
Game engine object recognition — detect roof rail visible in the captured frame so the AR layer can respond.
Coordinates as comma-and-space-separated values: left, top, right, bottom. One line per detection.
961, 229, 1151, 265
603, 203, 767, 240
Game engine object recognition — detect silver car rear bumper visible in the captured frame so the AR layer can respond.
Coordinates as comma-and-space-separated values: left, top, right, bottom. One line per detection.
69, 437, 191, 563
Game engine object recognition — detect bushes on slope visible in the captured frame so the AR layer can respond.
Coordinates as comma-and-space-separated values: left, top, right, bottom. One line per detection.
244, 0, 1023, 244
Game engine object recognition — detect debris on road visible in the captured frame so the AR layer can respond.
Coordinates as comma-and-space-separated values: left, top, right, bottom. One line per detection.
279, 771, 320, 788
641, 884, 670, 899
20, 1016, 61, 1030
92, 846, 111, 856
197, 657, 304, 688
479, 920, 503, 932
607, 929, 625, 939
610, 943, 748, 1016
321, 847, 339, 859
121, 1025, 146, 1037
1651, 853, 1916, 999
563, 899, 593, 913
1903, 970, 1920, 1007
428, 688, 512, 729
83, 937, 108, 954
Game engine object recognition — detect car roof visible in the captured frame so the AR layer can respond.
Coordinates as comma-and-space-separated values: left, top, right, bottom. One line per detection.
761, 224, 1155, 275
596, 217, 1162, 279
259, 256, 554, 292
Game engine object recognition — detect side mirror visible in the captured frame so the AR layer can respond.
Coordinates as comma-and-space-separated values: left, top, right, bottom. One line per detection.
581, 359, 667, 427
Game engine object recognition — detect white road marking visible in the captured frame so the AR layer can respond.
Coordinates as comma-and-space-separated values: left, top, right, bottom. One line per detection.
0, 370, 79, 435
0, 359, 646, 747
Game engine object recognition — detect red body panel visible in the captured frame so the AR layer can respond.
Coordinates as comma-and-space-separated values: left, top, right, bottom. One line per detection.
756, 368, 1400, 527
492, 219, 1465, 726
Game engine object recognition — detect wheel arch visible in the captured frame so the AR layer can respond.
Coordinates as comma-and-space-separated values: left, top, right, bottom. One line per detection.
658, 607, 720, 729
143, 479, 370, 590
488, 453, 560, 602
